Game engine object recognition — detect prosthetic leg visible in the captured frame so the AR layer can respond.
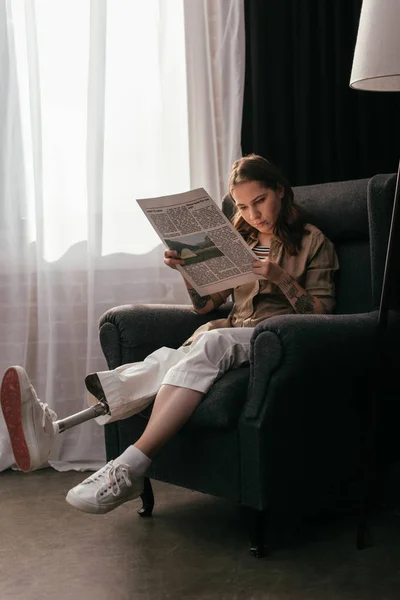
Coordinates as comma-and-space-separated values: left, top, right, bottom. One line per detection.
53, 373, 110, 432
56, 400, 109, 433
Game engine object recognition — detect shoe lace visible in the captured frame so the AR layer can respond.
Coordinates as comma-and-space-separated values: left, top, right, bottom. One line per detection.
30, 385, 58, 427
108, 463, 132, 497
39, 402, 58, 428
84, 461, 132, 497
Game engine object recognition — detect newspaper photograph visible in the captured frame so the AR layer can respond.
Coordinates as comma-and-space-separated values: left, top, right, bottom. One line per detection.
136, 188, 261, 296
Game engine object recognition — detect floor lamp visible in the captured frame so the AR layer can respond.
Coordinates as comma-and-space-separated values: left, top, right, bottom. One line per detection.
350, 0, 400, 548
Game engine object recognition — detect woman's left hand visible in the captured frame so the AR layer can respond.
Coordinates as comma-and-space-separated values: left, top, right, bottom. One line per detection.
252, 258, 284, 285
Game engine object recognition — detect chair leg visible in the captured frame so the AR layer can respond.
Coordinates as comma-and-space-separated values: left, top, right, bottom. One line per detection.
137, 477, 154, 517
246, 507, 269, 558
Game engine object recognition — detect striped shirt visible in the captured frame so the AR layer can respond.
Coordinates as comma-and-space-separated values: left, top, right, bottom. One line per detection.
252, 245, 270, 259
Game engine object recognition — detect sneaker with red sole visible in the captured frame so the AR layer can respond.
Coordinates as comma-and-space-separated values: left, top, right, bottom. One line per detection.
0, 366, 58, 472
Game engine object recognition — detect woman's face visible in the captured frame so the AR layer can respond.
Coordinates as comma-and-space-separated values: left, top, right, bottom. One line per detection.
232, 180, 284, 236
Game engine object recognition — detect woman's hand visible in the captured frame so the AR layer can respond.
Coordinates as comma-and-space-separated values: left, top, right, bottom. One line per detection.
164, 249, 185, 270
252, 258, 284, 285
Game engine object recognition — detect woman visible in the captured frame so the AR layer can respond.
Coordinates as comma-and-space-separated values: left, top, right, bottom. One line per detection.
0, 154, 339, 514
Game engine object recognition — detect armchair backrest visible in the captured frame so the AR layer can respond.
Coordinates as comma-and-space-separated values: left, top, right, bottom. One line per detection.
222, 174, 396, 315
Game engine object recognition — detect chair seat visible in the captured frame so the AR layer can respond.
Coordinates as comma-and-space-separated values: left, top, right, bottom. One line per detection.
137, 366, 250, 430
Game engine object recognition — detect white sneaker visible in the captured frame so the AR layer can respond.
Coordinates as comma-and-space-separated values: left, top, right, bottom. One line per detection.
65, 461, 144, 514
0, 366, 58, 472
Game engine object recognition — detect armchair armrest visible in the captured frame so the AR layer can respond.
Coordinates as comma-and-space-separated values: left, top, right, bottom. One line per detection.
245, 311, 379, 419
99, 303, 233, 369
239, 311, 379, 510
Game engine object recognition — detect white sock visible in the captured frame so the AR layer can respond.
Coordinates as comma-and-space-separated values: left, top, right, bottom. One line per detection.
115, 445, 152, 478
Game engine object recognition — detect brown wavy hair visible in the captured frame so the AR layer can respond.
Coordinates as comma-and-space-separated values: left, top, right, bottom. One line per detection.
228, 154, 308, 255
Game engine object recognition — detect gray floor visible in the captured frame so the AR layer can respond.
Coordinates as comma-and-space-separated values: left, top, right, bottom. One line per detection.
1, 468, 400, 600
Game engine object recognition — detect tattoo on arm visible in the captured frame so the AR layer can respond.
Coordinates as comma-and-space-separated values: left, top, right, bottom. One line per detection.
278, 274, 315, 314
188, 288, 211, 310
295, 293, 315, 314
278, 275, 298, 299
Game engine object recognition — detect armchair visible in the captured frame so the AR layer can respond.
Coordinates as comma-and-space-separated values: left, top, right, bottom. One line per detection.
99, 173, 396, 557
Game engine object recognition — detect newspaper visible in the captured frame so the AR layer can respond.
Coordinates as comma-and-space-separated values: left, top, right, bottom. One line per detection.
137, 188, 261, 296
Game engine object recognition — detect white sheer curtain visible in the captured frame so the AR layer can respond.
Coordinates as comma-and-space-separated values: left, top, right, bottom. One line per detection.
0, 0, 244, 471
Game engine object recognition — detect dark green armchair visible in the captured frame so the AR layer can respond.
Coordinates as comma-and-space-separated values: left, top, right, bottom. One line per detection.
98, 173, 396, 556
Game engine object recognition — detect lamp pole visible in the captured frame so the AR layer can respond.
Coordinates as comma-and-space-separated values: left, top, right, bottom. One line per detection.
378, 159, 400, 332
350, 0, 400, 549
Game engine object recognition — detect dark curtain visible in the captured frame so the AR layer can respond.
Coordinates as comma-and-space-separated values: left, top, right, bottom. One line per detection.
242, 0, 400, 186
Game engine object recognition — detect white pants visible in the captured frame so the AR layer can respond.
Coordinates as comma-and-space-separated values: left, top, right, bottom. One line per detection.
89, 328, 254, 425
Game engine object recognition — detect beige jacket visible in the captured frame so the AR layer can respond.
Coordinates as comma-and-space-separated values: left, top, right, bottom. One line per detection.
184, 224, 339, 345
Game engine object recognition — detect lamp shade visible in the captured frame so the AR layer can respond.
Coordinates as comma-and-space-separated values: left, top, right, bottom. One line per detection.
350, 0, 400, 91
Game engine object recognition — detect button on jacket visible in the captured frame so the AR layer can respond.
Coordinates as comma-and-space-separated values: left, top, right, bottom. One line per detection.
183, 224, 339, 345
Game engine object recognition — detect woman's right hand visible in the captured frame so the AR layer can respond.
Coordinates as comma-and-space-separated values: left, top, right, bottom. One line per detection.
163, 249, 185, 270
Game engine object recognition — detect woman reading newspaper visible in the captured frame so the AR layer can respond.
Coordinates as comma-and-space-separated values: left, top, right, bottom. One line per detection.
0, 155, 338, 514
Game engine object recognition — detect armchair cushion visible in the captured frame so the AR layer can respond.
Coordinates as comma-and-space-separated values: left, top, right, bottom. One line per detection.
100, 304, 283, 430
138, 367, 252, 429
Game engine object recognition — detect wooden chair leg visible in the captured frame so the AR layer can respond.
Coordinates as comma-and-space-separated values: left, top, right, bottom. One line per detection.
137, 477, 154, 517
